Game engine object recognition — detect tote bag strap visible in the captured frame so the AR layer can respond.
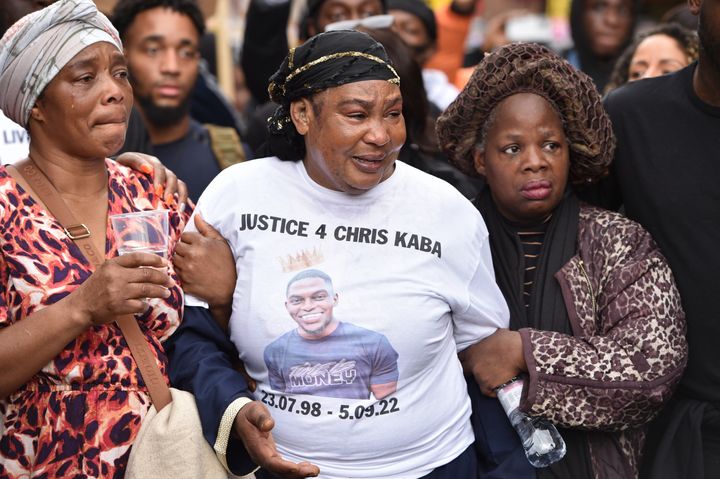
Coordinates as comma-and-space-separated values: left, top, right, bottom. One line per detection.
7, 159, 172, 410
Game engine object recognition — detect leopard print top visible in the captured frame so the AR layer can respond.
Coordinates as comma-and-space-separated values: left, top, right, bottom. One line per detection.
518, 205, 687, 479
0, 160, 189, 478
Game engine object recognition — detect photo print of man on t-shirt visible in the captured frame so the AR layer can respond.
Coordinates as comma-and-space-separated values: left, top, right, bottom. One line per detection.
263, 268, 400, 400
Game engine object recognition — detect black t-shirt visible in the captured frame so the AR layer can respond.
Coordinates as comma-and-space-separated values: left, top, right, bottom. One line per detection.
153, 120, 223, 203
601, 63, 720, 403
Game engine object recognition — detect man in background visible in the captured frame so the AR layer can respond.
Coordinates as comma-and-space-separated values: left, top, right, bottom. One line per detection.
598, 0, 720, 476
112, 0, 249, 201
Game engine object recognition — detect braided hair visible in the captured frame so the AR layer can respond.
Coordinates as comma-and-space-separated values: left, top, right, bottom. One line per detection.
436, 42, 614, 187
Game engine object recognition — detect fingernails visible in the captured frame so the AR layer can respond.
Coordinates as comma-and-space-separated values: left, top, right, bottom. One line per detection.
165, 193, 175, 204
155, 184, 164, 198
179, 202, 186, 213
139, 164, 153, 174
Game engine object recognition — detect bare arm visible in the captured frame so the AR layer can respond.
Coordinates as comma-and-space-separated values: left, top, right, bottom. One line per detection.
370, 382, 397, 400
0, 297, 89, 399
482, 9, 529, 52
0, 252, 172, 399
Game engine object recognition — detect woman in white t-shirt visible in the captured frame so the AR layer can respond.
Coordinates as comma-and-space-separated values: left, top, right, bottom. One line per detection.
167, 29, 510, 479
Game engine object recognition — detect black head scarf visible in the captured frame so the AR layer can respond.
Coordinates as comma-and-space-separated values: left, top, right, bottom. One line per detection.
267, 29, 400, 162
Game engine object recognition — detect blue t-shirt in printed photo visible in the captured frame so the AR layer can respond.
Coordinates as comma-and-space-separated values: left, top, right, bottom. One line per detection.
264, 321, 399, 399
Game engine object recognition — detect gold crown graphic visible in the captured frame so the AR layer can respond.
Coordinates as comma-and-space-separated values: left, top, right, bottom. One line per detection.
278, 247, 324, 272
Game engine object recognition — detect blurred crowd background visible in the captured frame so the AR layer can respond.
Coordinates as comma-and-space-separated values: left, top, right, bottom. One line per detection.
91, 0, 695, 116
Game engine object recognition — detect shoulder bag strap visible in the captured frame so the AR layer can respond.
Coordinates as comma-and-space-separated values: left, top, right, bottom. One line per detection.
205, 123, 247, 170
6, 159, 172, 410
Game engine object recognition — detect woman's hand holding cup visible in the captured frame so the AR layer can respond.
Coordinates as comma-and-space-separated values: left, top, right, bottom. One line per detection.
67, 253, 173, 327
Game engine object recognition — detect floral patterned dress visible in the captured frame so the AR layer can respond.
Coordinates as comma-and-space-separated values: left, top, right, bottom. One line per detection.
0, 161, 188, 478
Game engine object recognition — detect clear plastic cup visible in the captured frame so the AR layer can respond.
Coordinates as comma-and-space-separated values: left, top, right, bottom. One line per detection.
110, 210, 169, 258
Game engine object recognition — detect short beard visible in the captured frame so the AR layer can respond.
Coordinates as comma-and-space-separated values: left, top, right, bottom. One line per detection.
134, 91, 192, 129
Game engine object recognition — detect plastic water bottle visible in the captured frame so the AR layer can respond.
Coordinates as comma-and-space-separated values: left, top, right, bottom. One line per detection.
496, 376, 567, 468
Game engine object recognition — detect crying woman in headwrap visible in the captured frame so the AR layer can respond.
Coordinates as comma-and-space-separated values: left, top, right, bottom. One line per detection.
0, 0, 191, 476
438, 43, 687, 478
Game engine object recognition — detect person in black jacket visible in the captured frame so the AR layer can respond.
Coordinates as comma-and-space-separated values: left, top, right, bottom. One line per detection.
594, 1, 720, 476
563, 0, 637, 91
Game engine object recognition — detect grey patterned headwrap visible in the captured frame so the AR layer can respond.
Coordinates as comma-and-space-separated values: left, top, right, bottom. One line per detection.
0, 0, 122, 128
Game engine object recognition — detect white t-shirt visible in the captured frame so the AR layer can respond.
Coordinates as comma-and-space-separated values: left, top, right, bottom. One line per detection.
0, 111, 29, 164
187, 157, 509, 479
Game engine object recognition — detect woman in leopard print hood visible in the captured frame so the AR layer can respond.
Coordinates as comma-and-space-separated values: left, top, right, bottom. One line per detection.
438, 43, 687, 479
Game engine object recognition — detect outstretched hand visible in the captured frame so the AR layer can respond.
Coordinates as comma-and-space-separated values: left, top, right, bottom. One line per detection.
234, 401, 320, 478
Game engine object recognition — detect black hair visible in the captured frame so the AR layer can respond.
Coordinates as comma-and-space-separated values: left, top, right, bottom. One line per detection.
386, 0, 437, 44
661, 4, 698, 31
111, 0, 205, 40
286, 269, 334, 297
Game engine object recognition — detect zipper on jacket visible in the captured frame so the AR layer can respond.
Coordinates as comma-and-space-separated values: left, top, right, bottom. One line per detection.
578, 259, 597, 318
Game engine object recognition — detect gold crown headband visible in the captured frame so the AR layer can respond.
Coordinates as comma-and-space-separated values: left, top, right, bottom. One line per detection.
269, 50, 400, 99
